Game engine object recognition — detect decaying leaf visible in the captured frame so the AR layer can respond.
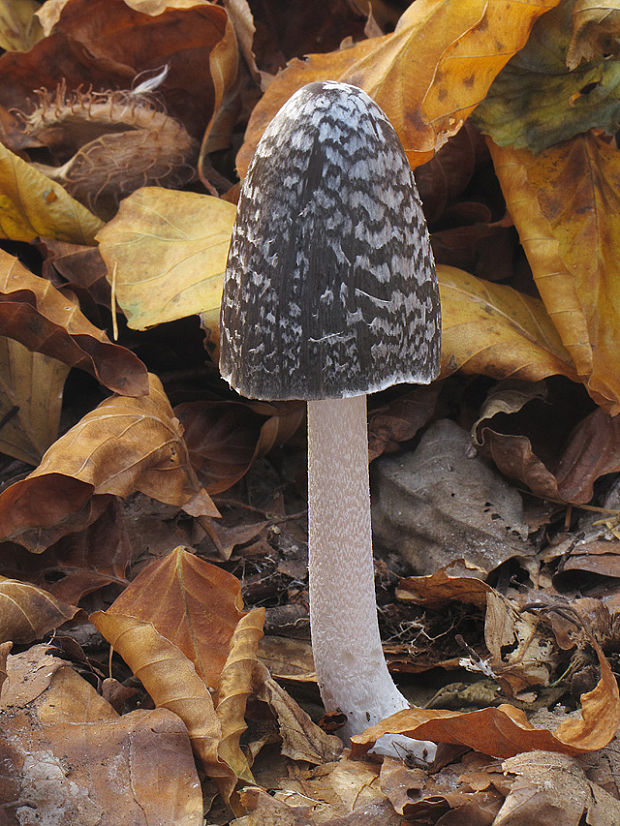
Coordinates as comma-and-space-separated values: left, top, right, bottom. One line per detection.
488, 134, 620, 413
237, 0, 561, 173
0, 336, 69, 465
0, 375, 216, 549
567, 0, 620, 68
473, 1, 620, 152
0, 248, 148, 396
0, 577, 79, 644
1, 645, 203, 825
216, 609, 265, 789
103, 546, 246, 690
350, 637, 620, 758
91, 611, 227, 780
97, 187, 236, 331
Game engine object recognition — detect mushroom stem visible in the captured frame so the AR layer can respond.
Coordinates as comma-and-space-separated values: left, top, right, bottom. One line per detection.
307, 395, 409, 740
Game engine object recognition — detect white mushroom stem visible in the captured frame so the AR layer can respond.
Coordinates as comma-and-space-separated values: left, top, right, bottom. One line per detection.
307, 395, 410, 741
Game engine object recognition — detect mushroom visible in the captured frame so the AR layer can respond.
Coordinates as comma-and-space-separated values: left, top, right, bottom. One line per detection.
220, 82, 441, 750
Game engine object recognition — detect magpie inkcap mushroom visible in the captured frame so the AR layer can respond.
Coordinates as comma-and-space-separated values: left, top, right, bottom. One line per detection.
220, 81, 441, 748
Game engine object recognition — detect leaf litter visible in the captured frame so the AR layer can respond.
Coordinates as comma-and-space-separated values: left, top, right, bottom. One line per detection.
0, 1, 619, 824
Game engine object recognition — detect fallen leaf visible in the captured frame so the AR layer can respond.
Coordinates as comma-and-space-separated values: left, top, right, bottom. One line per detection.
473, 1, 620, 152
567, 0, 620, 68
103, 546, 246, 690
0, 0, 44, 51
1, 645, 203, 825
0, 336, 69, 465
496, 751, 620, 825
216, 609, 265, 790
256, 664, 343, 764
237, 0, 560, 174
368, 385, 440, 461
488, 134, 620, 413
372, 419, 530, 576
0, 577, 79, 644
0, 141, 103, 243
438, 264, 579, 385
97, 187, 236, 331
0, 499, 131, 604
91, 611, 234, 790
397, 569, 491, 610
350, 640, 620, 758
0, 248, 148, 396
0, 375, 216, 548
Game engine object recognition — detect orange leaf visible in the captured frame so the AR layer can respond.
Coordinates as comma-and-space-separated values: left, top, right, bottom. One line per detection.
104, 546, 246, 690
350, 641, 620, 758
237, 0, 560, 174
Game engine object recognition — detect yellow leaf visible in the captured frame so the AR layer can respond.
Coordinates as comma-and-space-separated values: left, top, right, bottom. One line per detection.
0, 0, 43, 51
237, 0, 560, 174
0, 142, 103, 243
438, 264, 578, 383
97, 187, 236, 331
488, 134, 620, 413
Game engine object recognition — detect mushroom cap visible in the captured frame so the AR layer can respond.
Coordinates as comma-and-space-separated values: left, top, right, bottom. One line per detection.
220, 81, 441, 401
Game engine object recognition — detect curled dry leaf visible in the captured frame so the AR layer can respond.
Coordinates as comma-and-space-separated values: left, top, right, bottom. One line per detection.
567, 0, 620, 68
350, 638, 620, 759
0, 375, 216, 548
0, 142, 103, 243
216, 609, 265, 791
438, 264, 579, 384
1, 646, 203, 826
0, 336, 69, 465
236, 0, 560, 174
97, 187, 236, 331
0, 248, 148, 396
91, 611, 236, 794
397, 569, 491, 610
103, 546, 246, 690
0, 576, 79, 644
368, 385, 440, 462
488, 134, 620, 413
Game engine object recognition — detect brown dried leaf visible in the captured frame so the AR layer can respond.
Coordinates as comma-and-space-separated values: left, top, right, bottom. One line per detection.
368, 385, 440, 461
105, 546, 245, 690
0, 499, 131, 604
0, 640, 10, 694
397, 570, 491, 610
237, 0, 560, 174
97, 187, 236, 331
216, 609, 265, 789
488, 134, 620, 413
0, 248, 148, 396
1, 645, 203, 825
257, 665, 343, 764
0, 336, 69, 465
350, 639, 620, 758
91, 611, 228, 782
0, 375, 216, 548
0, 577, 79, 644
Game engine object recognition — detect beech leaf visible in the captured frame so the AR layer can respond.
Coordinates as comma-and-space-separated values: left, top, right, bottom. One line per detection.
0, 576, 79, 644
0, 375, 217, 549
236, 0, 560, 174
97, 187, 236, 331
438, 264, 579, 384
0, 248, 148, 396
488, 134, 620, 412
350, 640, 620, 758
